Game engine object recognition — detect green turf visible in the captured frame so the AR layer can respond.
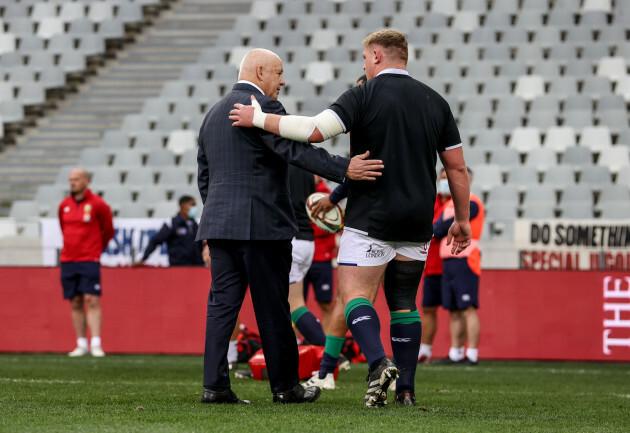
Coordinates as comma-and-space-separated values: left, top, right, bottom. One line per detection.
0, 355, 629, 432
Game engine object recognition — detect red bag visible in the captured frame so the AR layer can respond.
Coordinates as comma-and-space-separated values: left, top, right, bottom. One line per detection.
249, 345, 338, 381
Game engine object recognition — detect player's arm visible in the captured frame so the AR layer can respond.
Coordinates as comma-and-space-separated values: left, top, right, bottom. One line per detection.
439, 146, 472, 254
132, 223, 170, 267
250, 97, 383, 182
434, 201, 479, 240
98, 202, 115, 251
230, 95, 343, 144
310, 179, 349, 218
197, 136, 209, 205
58, 203, 65, 234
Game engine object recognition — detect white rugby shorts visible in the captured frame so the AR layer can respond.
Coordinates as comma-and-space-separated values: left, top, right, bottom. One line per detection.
337, 228, 430, 267
290, 238, 315, 284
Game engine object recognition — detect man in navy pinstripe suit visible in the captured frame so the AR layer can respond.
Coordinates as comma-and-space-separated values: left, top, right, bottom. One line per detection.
197, 48, 383, 404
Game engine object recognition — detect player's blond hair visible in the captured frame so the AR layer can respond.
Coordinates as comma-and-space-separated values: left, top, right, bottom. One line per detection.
363, 29, 408, 63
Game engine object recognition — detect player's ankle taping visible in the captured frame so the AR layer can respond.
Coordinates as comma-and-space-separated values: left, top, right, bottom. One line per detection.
344, 297, 373, 323
324, 334, 346, 357
390, 310, 421, 325
290, 306, 310, 324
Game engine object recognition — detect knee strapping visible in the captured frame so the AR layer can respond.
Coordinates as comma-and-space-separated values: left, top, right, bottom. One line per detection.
384, 260, 425, 311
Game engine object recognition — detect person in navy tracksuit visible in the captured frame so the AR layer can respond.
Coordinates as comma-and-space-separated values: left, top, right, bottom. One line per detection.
132, 195, 203, 267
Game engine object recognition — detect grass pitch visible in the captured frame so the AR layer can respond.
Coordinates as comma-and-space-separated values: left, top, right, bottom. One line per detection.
0, 354, 628, 432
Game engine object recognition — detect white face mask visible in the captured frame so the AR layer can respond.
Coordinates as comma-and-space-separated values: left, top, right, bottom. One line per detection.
187, 206, 199, 219
437, 179, 451, 196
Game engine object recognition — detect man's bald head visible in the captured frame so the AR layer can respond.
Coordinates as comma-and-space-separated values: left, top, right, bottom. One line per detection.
238, 48, 285, 99
69, 168, 90, 197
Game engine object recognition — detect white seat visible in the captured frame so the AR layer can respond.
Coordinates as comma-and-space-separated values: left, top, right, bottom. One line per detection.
304, 61, 334, 86
250, 0, 277, 20
0, 34, 17, 55
37, 17, 64, 39
543, 126, 577, 152
31, 2, 57, 21
581, 0, 612, 12
10, 200, 40, 218
508, 127, 542, 153
613, 76, 630, 102
87, 2, 113, 22
310, 30, 338, 51
60, 2, 87, 22
451, 11, 478, 32
598, 147, 630, 173
166, 130, 197, 156
514, 75, 545, 102
469, 164, 502, 192
579, 126, 612, 152
596, 57, 627, 82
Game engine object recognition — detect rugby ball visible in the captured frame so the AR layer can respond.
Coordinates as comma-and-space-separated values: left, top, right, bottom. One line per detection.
305, 192, 344, 234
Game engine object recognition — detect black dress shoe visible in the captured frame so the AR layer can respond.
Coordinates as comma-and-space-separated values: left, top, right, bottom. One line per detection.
273, 384, 322, 404
201, 388, 252, 404
394, 390, 416, 406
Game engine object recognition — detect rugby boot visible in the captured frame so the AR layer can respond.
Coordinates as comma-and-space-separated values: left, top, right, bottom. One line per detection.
364, 357, 399, 407
273, 384, 322, 403
201, 388, 252, 404
338, 354, 351, 371
460, 358, 479, 366
303, 371, 335, 390
68, 347, 89, 357
90, 346, 105, 357
394, 390, 416, 406
436, 357, 463, 365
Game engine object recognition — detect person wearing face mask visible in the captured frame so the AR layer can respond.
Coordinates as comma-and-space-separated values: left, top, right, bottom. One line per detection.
432, 168, 484, 366
132, 195, 204, 267
417, 168, 452, 363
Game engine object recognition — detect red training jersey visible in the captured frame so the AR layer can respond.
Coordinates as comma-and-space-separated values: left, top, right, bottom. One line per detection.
424, 195, 448, 276
58, 189, 114, 263
311, 179, 337, 262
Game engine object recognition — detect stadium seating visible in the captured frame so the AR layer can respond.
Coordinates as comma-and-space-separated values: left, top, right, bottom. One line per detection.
1, 0, 628, 241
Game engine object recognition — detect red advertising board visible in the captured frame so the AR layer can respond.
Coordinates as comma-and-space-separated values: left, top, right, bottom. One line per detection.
0, 267, 628, 361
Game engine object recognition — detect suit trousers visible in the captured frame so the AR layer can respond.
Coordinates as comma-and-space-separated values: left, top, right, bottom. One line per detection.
203, 239, 299, 394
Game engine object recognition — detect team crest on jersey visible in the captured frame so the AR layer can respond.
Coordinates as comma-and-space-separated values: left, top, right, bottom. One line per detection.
366, 244, 385, 259
83, 204, 92, 222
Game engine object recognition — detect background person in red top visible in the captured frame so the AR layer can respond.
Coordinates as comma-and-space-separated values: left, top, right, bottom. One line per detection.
418, 168, 451, 363
58, 168, 114, 357
303, 175, 338, 332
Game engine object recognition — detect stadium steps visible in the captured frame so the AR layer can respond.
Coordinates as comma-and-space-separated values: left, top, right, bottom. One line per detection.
0, 0, 252, 216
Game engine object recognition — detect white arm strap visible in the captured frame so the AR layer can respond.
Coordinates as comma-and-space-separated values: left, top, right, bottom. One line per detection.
252, 105, 345, 143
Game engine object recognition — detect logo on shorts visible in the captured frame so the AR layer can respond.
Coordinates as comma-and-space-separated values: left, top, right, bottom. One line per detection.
391, 337, 412, 343
462, 294, 470, 302
352, 315, 371, 325
365, 244, 385, 259
94, 284, 101, 291
321, 284, 331, 291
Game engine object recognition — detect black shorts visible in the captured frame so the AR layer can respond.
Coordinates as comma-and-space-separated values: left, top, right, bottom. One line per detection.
441, 258, 479, 311
421, 274, 442, 308
303, 261, 334, 303
60, 262, 102, 300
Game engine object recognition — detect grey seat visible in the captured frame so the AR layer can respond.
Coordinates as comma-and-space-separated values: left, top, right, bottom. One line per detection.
80, 147, 110, 166
600, 202, 630, 219
492, 111, 523, 132
98, 18, 125, 40
562, 111, 594, 129
500, 28, 529, 46
146, 149, 175, 167
124, 168, 156, 187
559, 201, 593, 219
564, 95, 593, 113
141, 97, 170, 120
561, 146, 593, 167
525, 148, 559, 171
487, 184, 520, 206
117, 203, 149, 218
524, 185, 557, 205
100, 185, 133, 204
16, 82, 46, 106
10, 200, 40, 218
134, 131, 164, 150
90, 166, 122, 186
597, 184, 630, 204
0, 101, 25, 123
506, 166, 539, 187
98, 130, 130, 150
560, 185, 593, 204
544, 126, 577, 152
114, 149, 144, 167
121, 114, 151, 132
543, 165, 576, 186
77, 34, 105, 56
579, 165, 612, 191
157, 167, 190, 185
471, 164, 502, 192
117, 3, 143, 25
547, 44, 579, 64
489, 147, 521, 165
579, 10, 609, 29
18, 35, 44, 53
136, 187, 170, 204
58, 52, 86, 74
462, 96, 492, 116
521, 203, 556, 219
421, 12, 448, 28
483, 11, 512, 28
473, 129, 506, 149
514, 11, 545, 30
155, 115, 184, 132
497, 61, 527, 78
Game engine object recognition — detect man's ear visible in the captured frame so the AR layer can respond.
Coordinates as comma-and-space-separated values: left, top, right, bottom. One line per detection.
256, 65, 264, 81
373, 49, 382, 64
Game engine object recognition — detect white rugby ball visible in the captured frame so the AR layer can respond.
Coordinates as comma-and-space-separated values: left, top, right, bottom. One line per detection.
305, 192, 344, 234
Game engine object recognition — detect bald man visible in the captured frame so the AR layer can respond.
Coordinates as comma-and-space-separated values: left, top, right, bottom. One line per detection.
58, 168, 114, 357
196, 48, 383, 404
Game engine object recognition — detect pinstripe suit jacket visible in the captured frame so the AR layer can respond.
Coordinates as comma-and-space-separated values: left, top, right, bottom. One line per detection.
196, 83, 349, 241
